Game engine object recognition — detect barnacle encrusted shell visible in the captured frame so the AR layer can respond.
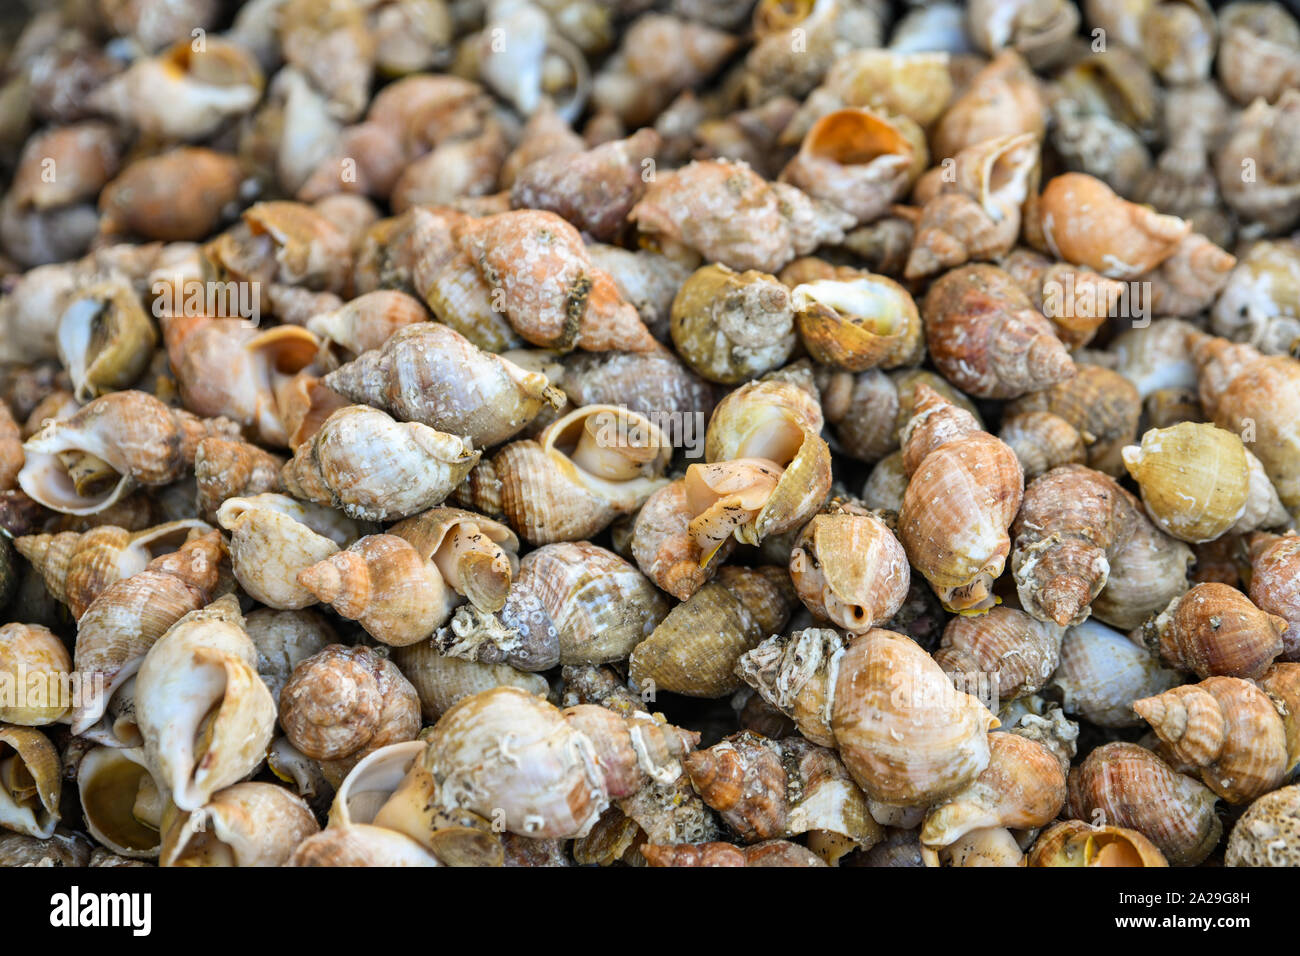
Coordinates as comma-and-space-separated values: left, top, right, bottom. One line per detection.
670, 264, 797, 384
1225, 785, 1300, 867
518, 541, 668, 665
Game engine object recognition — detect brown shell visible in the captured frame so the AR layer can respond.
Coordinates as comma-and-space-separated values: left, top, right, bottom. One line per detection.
194, 437, 285, 522
789, 508, 909, 634
628, 565, 794, 698
1147, 583, 1286, 679
1250, 532, 1300, 661
1005, 364, 1141, 477
1067, 741, 1221, 866
1027, 819, 1168, 867
279, 644, 421, 768
998, 411, 1087, 480
670, 264, 797, 385
99, 147, 243, 241
931, 50, 1047, 160
792, 272, 924, 372
935, 606, 1063, 703
630, 479, 733, 601
922, 264, 1074, 400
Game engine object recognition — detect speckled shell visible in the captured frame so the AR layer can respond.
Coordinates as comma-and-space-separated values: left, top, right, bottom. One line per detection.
323, 323, 564, 447
14, 519, 209, 620
998, 411, 1086, 480
282, 404, 479, 521
629, 565, 794, 698
1067, 741, 1221, 866
69, 530, 226, 735
388, 506, 520, 612
922, 264, 1074, 399
790, 508, 909, 634
19, 390, 240, 515
160, 781, 320, 867
243, 608, 334, 707
1225, 784, 1300, 866
0, 725, 61, 838
670, 264, 797, 384
779, 108, 914, 225
1144, 583, 1286, 679
1049, 619, 1181, 728
518, 541, 668, 665
1135, 677, 1289, 804
1249, 532, 1300, 661
193, 437, 285, 522
899, 385, 1024, 613
134, 596, 277, 811
1027, 819, 1168, 866
812, 49, 953, 129
628, 159, 855, 273
935, 607, 1063, 703
1145, 233, 1237, 319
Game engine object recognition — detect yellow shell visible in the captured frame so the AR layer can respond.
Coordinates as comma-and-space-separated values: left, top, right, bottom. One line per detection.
0, 725, 61, 838
792, 273, 924, 371
1027, 820, 1168, 867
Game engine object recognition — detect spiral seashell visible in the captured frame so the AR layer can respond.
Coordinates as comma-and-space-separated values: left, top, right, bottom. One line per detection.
1140, 583, 1286, 680
76, 746, 162, 859
1210, 240, 1300, 358
592, 13, 739, 126
134, 596, 277, 811
1144, 233, 1237, 319
69, 529, 226, 735
1038, 173, 1191, 279
193, 437, 285, 522
1217, 1, 1300, 105
629, 159, 855, 274
280, 644, 421, 781
920, 732, 1066, 865
0, 725, 61, 838
217, 493, 358, 611
305, 290, 429, 357
387, 506, 520, 616
518, 541, 668, 664
501, 100, 586, 189
19, 390, 241, 515
1012, 464, 1167, 627
669, 264, 797, 384
997, 411, 1086, 481
1067, 741, 1221, 866
14, 518, 208, 621
1009, 367, 1141, 479
509, 127, 659, 241
791, 271, 924, 373
1049, 618, 1181, 727
469, 404, 670, 544
789, 505, 909, 634
629, 565, 794, 698
932, 50, 1046, 161
1189, 332, 1300, 523
968, 0, 1079, 69
1027, 819, 1168, 866
421, 686, 697, 839
738, 628, 999, 806
1090, 509, 1194, 632
1249, 532, 1300, 661
324, 323, 563, 448
935, 607, 1063, 704
906, 134, 1040, 281
1215, 91, 1300, 234
282, 404, 479, 521
779, 108, 914, 226
631, 479, 733, 600
1000, 247, 1124, 350
898, 385, 1023, 613
393, 640, 549, 721
684, 732, 879, 853
99, 147, 244, 242
297, 534, 453, 646
55, 273, 157, 403
1136, 677, 1289, 804
160, 781, 320, 867
921, 264, 1074, 399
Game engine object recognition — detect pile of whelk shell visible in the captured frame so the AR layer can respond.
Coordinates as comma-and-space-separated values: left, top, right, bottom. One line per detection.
0, 0, 1299, 870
